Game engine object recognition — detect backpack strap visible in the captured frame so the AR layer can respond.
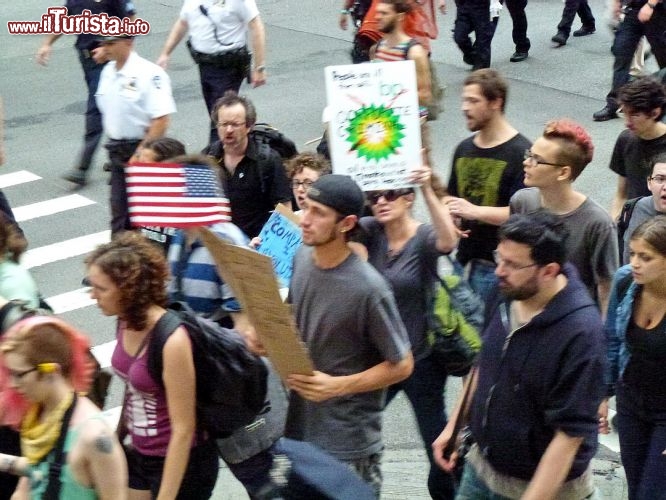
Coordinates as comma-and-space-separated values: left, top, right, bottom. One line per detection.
252, 140, 273, 198
146, 311, 183, 388
42, 393, 78, 500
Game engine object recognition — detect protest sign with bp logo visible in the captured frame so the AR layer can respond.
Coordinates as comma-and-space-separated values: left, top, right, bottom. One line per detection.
324, 60, 422, 190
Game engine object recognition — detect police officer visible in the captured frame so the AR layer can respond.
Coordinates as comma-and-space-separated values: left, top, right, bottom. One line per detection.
95, 35, 176, 235
36, 0, 137, 187
157, 0, 267, 146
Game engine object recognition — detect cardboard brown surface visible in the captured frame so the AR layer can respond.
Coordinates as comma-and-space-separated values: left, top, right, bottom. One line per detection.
197, 227, 314, 380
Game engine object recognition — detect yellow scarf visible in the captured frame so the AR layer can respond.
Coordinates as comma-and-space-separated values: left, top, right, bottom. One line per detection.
20, 391, 74, 465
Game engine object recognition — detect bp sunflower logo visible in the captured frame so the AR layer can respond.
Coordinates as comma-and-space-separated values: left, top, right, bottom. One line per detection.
346, 104, 405, 162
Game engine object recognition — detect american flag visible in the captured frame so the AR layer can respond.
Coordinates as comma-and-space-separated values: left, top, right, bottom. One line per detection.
126, 162, 232, 228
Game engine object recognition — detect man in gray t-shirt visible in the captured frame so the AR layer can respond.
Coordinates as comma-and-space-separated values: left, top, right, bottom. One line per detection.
621, 157, 666, 264
510, 119, 618, 314
285, 175, 413, 497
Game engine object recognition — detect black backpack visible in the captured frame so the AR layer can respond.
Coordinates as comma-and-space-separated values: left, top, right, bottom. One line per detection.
205, 123, 297, 197
250, 123, 298, 161
147, 302, 269, 438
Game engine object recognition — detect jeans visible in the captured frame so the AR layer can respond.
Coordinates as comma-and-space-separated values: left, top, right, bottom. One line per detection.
198, 62, 245, 146
76, 51, 104, 173
616, 382, 666, 500
606, 7, 666, 108
456, 462, 599, 500
453, 0, 498, 69
456, 464, 512, 500
504, 0, 530, 52
557, 0, 595, 36
466, 259, 498, 306
226, 444, 277, 499
386, 353, 456, 499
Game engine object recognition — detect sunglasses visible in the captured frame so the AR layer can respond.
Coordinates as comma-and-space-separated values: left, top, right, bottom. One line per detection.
366, 189, 413, 205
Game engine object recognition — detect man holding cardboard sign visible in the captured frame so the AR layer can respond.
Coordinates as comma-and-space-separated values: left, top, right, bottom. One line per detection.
285, 174, 413, 497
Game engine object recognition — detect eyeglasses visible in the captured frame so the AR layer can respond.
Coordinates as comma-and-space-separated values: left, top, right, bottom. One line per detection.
648, 175, 666, 185
523, 150, 566, 168
217, 122, 245, 129
493, 250, 539, 271
292, 180, 315, 190
8, 367, 38, 382
366, 189, 413, 205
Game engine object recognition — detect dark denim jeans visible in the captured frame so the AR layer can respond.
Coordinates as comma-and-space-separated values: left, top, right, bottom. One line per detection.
557, 0, 595, 36
504, 0, 530, 52
386, 353, 456, 500
77, 51, 104, 172
607, 8, 666, 108
616, 382, 666, 500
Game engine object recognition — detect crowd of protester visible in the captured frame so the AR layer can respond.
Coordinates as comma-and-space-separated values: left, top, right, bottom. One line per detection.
1, 0, 666, 499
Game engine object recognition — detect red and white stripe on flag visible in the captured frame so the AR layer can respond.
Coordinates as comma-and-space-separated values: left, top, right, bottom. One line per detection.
126, 162, 232, 228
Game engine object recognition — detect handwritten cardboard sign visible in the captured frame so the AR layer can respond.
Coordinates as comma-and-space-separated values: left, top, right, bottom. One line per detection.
197, 228, 313, 380
257, 205, 302, 288
325, 60, 421, 190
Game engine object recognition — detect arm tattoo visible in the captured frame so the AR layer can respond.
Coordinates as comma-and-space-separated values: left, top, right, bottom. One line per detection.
94, 434, 114, 454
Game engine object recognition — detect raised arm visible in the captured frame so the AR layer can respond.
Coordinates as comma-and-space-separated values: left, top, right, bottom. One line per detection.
410, 164, 459, 253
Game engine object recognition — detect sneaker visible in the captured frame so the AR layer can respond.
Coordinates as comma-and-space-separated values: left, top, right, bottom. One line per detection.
509, 51, 529, 62
462, 52, 475, 66
551, 32, 568, 46
573, 26, 595, 37
62, 169, 87, 187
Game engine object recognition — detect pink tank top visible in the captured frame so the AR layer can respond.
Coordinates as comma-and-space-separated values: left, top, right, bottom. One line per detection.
112, 327, 172, 456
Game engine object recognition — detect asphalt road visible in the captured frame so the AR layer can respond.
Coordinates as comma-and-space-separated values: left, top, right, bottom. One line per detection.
0, 0, 638, 497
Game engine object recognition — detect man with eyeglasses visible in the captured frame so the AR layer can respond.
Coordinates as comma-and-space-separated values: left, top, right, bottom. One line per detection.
157, 0, 267, 145
619, 153, 666, 263
509, 119, 618, 314
206, 91, 291, 238
434, 212, 605, 500
608, 77, 666, 220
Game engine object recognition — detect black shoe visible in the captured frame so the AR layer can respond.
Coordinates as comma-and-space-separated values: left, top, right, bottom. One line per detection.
593, 105, 619, 122
551, 32, 567, 46
573, 25, 595, 37
462, 52, 475, 66
510, 51, 528, 62
62, 169, 87, 186
103, 161, 112, 172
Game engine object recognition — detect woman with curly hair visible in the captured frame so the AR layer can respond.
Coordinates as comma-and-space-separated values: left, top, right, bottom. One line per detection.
0, 316, 127, 499
85, 232, 218, 500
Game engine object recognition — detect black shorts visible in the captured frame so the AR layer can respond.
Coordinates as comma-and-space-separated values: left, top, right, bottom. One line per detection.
124, 440, 219, 499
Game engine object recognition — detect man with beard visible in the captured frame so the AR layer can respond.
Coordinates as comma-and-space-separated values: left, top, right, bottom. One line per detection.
372, 0, 431, 111
443, 69, 529, 303
206, 91, 291, 238
433, 212, 606, 500
509, 119, 618, 314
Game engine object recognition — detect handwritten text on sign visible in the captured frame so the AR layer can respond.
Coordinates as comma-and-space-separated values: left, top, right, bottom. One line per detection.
325, 61, 421, 190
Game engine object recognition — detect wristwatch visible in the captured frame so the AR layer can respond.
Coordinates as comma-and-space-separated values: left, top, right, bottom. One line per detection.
256, 65, 266, 72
